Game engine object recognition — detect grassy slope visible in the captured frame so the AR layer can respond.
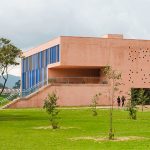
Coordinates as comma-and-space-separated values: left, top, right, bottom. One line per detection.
0, 95, 9, 106
0, 108, 149, 150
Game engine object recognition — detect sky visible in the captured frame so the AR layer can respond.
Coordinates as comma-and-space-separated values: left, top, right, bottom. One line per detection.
0, 0, 150, 76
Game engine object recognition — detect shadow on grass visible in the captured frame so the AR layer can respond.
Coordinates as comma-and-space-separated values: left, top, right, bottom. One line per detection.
0, 114, 47, 121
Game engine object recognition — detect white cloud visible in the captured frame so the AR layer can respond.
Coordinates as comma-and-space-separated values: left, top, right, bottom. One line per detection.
0, 0, 150, 76
8, 65, 21, 77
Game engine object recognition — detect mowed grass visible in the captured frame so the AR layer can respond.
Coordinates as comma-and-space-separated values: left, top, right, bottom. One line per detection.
0, 95, 9, 106
0, 108, 149, 150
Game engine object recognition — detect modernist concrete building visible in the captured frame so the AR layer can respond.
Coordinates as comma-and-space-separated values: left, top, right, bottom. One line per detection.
7, 34, 150, 108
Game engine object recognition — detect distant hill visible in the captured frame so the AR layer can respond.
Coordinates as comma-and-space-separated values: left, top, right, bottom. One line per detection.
0, 74, 20, 88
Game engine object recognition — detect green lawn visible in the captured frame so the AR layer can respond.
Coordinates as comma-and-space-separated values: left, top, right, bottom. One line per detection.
0, 108, 149, 150
0, 95, 9, 106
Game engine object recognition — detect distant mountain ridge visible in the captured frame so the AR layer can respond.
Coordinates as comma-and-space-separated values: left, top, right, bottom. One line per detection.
0, 74, 20, 88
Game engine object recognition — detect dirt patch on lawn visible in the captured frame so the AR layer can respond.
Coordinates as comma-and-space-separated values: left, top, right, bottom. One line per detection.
33, 126, 80, 130
69, 136, 148, 142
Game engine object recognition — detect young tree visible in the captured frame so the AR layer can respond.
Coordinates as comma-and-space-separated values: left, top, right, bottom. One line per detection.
0, 38, 22, 95
103, 66, 121, 140
127, 90, 137, 120
43, 92, 59, 129
137, 89, 149, 112
90, 93, 101, 116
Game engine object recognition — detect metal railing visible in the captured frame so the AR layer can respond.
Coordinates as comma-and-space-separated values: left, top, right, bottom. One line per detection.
21, 80, 48, 97
11, 77, 108, 99
0, 80, 48, 106
48, 77, 108, 84
0, 90, 21, 106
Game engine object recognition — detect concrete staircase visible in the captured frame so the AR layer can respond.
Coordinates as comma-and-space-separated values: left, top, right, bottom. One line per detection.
2, 83, 51, 109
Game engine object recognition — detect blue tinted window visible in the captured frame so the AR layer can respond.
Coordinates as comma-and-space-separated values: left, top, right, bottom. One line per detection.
22, 45, 60, 92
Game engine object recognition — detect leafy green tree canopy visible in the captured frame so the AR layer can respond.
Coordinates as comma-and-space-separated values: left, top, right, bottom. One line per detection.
0, 38, 22, 94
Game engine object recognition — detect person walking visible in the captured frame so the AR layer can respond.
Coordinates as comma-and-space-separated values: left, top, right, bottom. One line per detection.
121, 96, 126, 107
117, 96, 121, 108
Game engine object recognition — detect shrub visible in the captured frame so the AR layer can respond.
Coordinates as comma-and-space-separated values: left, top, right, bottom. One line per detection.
43, 92, 59, 129
127, 91, 137, 120
90, 93, 101, 116
129, 107, 137, 120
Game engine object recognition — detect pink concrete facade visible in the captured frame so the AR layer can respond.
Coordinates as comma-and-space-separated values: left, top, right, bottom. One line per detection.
7, 34, 150, 108
9, 84, 109, 108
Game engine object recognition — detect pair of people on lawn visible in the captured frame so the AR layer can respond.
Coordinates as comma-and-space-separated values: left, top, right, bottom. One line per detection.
117, 96, 126, 107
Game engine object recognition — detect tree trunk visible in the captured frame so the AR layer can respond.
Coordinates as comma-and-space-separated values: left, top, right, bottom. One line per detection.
0, 67, 8, 95
142, 104, 144, 112
109, 78, 114, 140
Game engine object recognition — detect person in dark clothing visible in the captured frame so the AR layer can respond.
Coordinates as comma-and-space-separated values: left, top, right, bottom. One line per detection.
117, 96, 121, 107
121, 96, 126, 107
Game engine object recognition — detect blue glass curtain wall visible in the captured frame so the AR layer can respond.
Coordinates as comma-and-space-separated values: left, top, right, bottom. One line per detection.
22, 45, 60, 91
